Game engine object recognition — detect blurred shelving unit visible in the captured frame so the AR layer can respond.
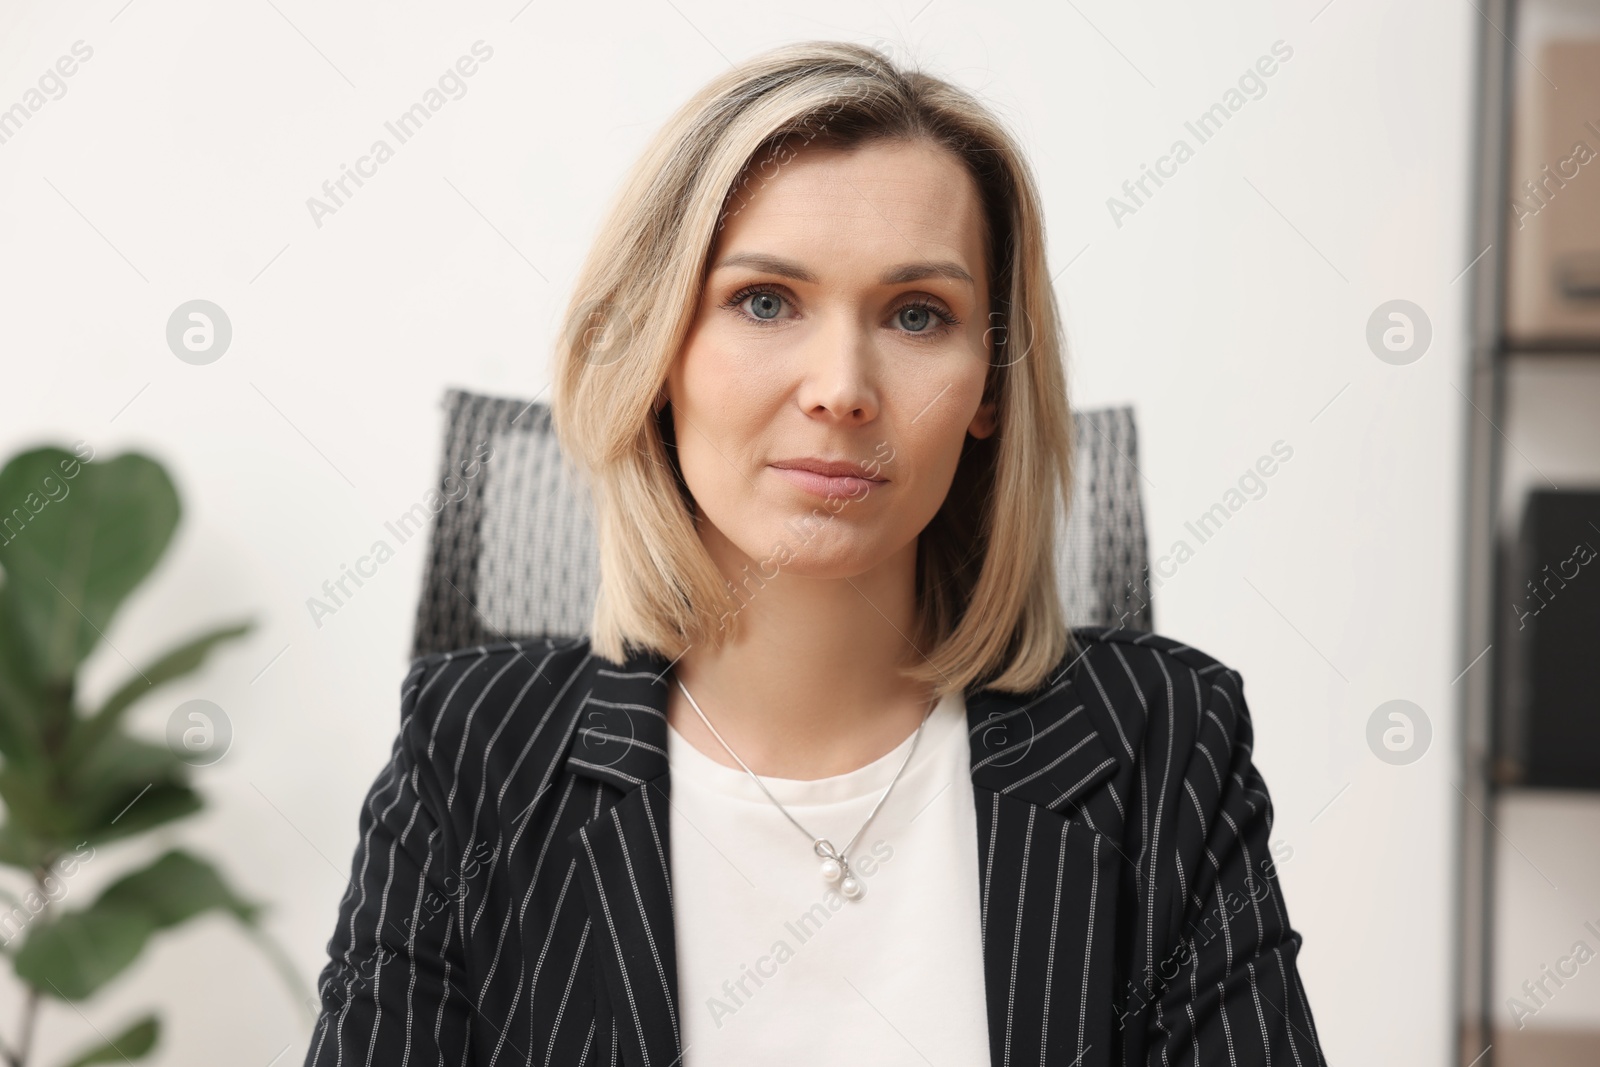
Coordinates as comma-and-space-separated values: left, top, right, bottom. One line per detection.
1461, 1, 1600, 1065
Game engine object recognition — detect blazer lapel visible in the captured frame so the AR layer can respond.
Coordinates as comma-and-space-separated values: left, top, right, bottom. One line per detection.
966, 665, 1125, 1067
562, 648, 682, 1067
561, 645, 1124, 1067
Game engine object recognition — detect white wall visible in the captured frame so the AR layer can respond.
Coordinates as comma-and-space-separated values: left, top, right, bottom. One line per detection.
0, 1, 1479, 1063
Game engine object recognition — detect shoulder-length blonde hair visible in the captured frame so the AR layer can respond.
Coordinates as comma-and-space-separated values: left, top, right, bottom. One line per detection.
549, 39, 1078, 695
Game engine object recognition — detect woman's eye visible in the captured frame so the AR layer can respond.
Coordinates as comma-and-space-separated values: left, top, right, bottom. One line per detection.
722, 286, 792, 323
746, 291, 785, 320
892, 301, 960, 335
897, 305, 935, 333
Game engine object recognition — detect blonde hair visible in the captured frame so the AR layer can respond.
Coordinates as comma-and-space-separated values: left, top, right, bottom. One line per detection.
549, 39, 1078, 695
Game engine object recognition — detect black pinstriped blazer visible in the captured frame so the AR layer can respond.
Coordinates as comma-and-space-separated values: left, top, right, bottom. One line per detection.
304, 626, 1328, 1067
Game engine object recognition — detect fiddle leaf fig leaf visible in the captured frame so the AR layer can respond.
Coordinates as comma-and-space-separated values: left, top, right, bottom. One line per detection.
52, 731, 203, 846
0, 583, 48, 768
13, 903, 156, 1001
0, 447, 180, 685
76, 782, 203, 849
16, 849, 260, 1000
0, 762, 70, 841
0, 818, 42, 871
96, 849, 261, 927
57, 1014, 160, 1067
64, 620, 253, 771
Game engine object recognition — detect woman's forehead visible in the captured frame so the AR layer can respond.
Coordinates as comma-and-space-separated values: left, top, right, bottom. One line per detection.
712, 140, 987, 287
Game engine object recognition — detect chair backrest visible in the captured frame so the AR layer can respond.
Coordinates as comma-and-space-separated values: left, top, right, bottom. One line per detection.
410, 389, 1153, 659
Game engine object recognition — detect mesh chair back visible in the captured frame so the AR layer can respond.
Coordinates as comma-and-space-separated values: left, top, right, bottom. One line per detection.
410, 389, 1152, 658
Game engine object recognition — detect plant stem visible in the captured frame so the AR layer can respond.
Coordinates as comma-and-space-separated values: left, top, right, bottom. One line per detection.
240, 921, 318, 1028
12, 987, 38, 1067
10, 862, 54, 1067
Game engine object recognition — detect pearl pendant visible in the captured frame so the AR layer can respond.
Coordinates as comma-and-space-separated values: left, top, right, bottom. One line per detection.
815, 839, 864, 901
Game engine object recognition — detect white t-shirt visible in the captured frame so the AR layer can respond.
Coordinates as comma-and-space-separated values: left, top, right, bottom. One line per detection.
665, 688, 991, 1065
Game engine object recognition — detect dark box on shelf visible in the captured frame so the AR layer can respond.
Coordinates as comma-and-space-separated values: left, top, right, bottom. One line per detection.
1500, 489, 1600, 788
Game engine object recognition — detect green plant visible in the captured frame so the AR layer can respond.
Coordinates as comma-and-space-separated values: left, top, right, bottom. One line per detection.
0, 444, 301, 1067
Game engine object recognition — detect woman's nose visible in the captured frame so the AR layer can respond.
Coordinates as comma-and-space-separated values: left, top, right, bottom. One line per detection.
793, 312, 879, 423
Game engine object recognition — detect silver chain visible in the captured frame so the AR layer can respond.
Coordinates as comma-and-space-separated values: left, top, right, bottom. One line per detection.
673, 676, 937, 870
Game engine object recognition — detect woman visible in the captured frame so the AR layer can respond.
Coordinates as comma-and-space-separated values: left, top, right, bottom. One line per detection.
305, 40, 1327, 1067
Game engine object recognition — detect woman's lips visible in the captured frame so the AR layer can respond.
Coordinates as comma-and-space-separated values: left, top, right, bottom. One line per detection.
768, 464, 886, 501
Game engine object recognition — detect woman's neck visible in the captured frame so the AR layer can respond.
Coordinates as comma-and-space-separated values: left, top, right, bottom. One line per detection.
664, 543, 940, 781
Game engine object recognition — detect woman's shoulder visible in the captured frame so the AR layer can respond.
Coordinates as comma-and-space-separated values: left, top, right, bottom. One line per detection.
1064, 625, 1244, 688
396, 633, 598, 766
401, 633, 594, 711
1059, 625, 1255, 766
408, 632, 594, 678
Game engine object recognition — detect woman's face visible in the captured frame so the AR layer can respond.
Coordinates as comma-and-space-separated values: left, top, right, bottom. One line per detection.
665, 137, 997, 582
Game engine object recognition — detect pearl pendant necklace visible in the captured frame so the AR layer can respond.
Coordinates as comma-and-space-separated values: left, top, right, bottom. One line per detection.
815, 838, 865, 900
675, 676, 936, 903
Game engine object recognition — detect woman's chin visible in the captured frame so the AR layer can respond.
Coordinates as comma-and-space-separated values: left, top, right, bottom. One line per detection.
726, 531, 889, 582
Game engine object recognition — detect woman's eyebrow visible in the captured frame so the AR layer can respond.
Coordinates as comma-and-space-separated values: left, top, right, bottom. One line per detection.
713, 251, 974, 289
